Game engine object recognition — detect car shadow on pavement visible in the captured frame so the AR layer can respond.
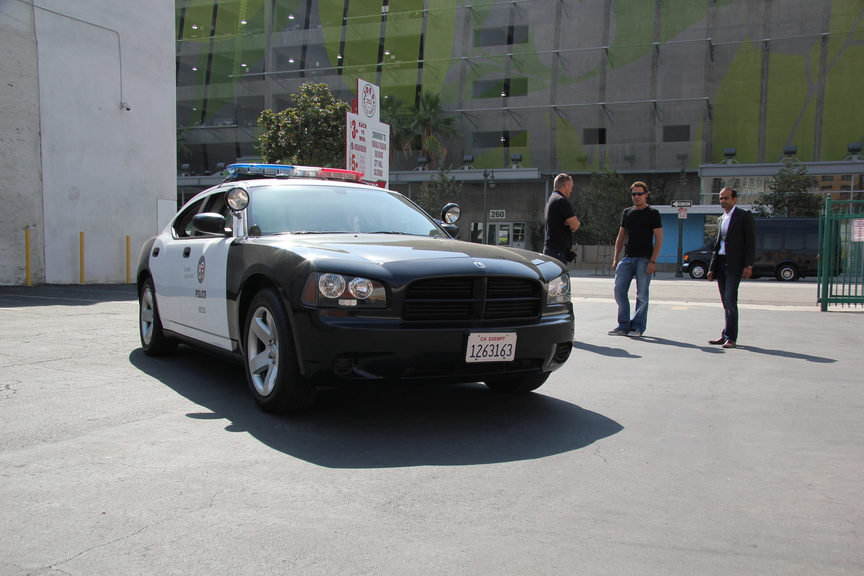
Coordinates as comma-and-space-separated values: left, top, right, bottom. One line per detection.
130, 346, 623, 469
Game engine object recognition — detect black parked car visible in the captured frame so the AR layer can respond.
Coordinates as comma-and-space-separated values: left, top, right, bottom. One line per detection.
683, 218, 823, 281
137, 164, 574, 413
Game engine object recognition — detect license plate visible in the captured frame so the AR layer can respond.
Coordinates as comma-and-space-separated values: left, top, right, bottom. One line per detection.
465, 332, 517, 363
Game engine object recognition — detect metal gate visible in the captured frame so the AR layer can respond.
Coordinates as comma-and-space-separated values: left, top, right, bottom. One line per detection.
818, 199, 864, 311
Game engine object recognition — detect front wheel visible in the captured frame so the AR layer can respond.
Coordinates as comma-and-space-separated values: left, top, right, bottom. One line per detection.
688, 262, 708, 280
484, 372, 550, 393
775, 263, 799, 281
139, 278, 178, 356
244, 288, 316, 413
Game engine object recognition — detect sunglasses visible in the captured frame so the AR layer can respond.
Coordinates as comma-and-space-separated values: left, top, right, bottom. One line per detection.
631, 191, 646, 197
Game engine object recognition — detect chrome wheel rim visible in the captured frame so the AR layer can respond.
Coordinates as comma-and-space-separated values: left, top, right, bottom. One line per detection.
140, 287, 155, 345
247, 305, 279, 397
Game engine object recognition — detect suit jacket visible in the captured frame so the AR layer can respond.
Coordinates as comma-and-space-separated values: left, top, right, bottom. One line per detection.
709, 207, 756, 276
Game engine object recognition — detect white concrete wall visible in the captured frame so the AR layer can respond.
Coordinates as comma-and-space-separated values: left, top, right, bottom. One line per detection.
0, 1, 44, 285
0, 0, 175, 285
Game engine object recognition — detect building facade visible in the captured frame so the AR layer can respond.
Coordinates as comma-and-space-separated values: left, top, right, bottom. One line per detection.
0, 0, 176, 285
175, 0, 864, 255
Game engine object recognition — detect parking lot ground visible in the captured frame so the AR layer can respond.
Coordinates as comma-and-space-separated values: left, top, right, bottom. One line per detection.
0, 279, 862, 576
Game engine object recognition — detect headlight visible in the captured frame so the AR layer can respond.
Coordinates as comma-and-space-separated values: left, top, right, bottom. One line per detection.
348, 277, 373, 299
547, 273, 571, 305
302, 273, 387, 308
318, 273, 346, 298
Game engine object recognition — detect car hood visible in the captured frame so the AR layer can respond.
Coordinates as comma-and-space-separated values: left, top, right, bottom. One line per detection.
252, 234, 566, 282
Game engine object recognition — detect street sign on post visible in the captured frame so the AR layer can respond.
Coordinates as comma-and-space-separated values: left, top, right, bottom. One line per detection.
346, 79, 390, 188
673, 202, 691, 277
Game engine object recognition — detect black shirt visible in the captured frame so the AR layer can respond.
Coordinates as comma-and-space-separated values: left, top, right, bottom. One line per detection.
544, 191, 576, 252
620, 205, 662, 258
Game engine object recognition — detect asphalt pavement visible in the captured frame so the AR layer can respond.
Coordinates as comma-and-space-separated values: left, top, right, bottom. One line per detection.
0, 276, 862, 575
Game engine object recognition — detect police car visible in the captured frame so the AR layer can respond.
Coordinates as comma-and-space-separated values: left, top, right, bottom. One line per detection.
137, 163, 574, 413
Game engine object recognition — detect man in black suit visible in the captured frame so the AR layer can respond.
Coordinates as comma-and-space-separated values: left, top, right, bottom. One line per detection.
707, 187, 756, 349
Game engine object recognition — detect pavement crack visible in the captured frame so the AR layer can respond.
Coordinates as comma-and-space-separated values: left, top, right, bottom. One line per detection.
592, 443, 608, 464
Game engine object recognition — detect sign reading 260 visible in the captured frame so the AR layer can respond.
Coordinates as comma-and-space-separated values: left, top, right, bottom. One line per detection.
489, 210, 506, 220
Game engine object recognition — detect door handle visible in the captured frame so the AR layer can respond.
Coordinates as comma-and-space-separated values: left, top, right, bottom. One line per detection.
183, 247, 191, 258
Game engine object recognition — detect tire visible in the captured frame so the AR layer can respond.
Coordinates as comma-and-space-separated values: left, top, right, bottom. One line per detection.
688, 262, 708, 280
139, 278, 178, 356
484, 372, 550, 393
243, 288, 316, 413
775, 263, 799, 281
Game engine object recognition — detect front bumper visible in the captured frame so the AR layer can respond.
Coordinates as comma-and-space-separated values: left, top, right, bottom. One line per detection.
291, 308, 575, 384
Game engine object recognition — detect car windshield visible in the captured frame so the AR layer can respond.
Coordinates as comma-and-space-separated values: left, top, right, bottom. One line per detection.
245, 184, 448, 238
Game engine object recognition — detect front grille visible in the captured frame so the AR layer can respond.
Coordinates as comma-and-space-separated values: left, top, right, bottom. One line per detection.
403, 277, 541, 321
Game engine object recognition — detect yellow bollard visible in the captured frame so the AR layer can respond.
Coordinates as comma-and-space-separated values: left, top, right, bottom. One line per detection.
25, 228, 32, 286
126, 235, 131, 284
80, 231, 85, 284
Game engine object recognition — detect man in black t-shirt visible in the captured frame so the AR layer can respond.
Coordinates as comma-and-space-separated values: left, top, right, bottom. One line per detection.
543, 173, 581, 265
607, 182, 663, 337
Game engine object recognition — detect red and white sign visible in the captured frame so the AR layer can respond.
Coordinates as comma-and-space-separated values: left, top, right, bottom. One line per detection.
678, 207, 688, 219
853, 219, 864, 242
347, 80, 389, 188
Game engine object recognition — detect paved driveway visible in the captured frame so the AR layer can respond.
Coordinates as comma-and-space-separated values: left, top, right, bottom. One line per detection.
0, 278, 861, 575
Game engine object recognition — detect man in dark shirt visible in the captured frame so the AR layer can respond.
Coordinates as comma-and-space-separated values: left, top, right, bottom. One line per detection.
543, 173, 581, 265
608, 182, 663, 337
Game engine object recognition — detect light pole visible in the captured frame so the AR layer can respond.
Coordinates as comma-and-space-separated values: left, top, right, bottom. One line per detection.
482, 169, 495, 244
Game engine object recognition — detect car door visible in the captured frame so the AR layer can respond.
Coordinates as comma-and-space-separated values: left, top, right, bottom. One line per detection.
148, 196, 208, 334
177, 192, 234, 350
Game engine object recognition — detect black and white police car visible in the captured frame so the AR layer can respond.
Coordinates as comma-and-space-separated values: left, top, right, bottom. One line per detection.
137, 163, 574, 413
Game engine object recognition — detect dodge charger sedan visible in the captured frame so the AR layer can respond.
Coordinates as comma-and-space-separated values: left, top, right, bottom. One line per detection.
137, 164, 574, 413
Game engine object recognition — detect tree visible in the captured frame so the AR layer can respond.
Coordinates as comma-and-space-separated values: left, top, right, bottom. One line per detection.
754, 158, 822, 217
410, 92, 459, 168
573, 166, 630, 245
257, 83, 349, 167
646, 173, 678, 206
415, 165, 462, 216
380, 95, 414, 162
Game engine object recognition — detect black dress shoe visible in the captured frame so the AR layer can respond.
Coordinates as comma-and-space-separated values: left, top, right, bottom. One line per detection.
708, 337, 727, 345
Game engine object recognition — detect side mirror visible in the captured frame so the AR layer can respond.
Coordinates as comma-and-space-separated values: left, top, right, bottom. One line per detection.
192, 213, 229, 236
441, 223, 459, 239
441, 203, 461, 224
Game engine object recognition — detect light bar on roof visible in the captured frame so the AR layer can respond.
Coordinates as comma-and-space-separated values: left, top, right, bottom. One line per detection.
227, 163, 295, 177
225, 163, 363, 182
319, 168, 363, 182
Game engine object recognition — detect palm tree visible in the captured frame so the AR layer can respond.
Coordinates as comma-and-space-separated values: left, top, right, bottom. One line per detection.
410, 92, 459, 168
380, 95, 414, 162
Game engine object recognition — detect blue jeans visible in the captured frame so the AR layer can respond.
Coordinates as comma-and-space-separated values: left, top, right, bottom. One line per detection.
614, 256, 652, 333
714, 256, 742, 342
